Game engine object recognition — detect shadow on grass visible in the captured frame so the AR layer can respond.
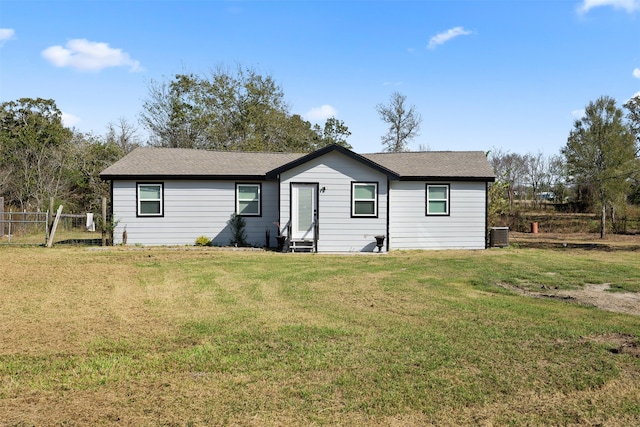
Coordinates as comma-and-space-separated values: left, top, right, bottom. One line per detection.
54, 238, 104, 246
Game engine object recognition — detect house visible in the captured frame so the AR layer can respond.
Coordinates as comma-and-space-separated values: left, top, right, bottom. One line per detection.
100, 144, 495, 251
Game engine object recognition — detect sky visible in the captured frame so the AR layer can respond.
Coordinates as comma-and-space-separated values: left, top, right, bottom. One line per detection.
1, 0, 639, 156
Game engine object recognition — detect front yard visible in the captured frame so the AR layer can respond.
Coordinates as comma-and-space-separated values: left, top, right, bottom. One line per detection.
1, 244, 639, 426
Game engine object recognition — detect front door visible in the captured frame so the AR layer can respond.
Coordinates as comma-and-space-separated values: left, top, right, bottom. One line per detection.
291, 183, 317, 240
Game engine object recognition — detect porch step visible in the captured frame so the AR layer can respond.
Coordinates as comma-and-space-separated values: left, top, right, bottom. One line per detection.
289, 239, 315, 253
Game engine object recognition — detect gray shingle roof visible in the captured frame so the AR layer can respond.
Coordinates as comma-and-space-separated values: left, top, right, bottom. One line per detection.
363, 151, 495, 179
100, 146, 495, 181
100, 147, 305, 179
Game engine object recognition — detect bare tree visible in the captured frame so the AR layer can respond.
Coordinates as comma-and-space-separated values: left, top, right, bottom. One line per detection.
488, 148, 525, 208
523, 151, 548, 208
376, 92, 422, 152
547, 154, 567, 203
106, 117, 142, 153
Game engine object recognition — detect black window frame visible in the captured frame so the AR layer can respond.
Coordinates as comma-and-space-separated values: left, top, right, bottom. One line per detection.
136, 182, 164, 217
235, 183, 262, 217
426, 183, 450, 216
351, 181, 379, 218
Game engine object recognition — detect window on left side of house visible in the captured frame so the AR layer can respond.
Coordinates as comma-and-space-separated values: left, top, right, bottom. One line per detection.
236, 183, 261, 216
137, 183, 163, 216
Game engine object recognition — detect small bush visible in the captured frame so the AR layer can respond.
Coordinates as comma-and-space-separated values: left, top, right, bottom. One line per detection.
195, 236, 211, 246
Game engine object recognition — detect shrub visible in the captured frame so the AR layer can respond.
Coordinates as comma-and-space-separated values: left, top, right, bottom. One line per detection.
195, 235, 211, 246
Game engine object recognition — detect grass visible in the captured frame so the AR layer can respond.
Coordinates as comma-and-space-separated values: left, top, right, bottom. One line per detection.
0, 245, 639, 426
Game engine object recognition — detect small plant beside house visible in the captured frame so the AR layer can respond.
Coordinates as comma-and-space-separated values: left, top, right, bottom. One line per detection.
194, 235, 211, 246
228, 213, 248, 247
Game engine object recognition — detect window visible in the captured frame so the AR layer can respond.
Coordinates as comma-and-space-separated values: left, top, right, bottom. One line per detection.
236, 183, 261, 216
426, 184, 449, 215
137, 183, 163, 216
352, 182, 378, 217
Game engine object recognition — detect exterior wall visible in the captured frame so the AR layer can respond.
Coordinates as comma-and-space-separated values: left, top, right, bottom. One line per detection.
111, 179, 278, 246
279, 151, 388, 252
389, 181, 487, 250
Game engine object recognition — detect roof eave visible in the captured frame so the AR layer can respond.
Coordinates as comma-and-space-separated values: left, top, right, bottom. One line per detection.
100, 174, 271, 181
398, 176, 496, 182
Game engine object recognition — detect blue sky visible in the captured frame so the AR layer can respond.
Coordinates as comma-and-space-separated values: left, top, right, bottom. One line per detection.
1, 0, 639, 156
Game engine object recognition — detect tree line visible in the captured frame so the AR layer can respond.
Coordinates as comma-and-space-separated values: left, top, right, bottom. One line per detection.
488, 95, 640, 238
1, 64, 638, 240
0, 66, 419, 214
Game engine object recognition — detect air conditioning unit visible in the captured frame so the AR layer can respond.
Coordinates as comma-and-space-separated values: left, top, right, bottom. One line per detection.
489, 227, 509, 247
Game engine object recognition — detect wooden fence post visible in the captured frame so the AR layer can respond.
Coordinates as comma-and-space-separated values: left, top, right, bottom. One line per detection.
46, 205, 64, 248
0, 196, 4, 236
49, 197, 54, 233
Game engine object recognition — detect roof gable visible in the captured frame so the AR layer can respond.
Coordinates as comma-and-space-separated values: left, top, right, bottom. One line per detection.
265, 144, 400, 180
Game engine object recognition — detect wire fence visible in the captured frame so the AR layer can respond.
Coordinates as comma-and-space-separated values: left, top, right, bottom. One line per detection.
0, 211, 103, 246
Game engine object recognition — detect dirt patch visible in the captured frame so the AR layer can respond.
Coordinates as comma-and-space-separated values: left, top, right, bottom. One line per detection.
497, 282, 640, 317
584, 333, 640, 357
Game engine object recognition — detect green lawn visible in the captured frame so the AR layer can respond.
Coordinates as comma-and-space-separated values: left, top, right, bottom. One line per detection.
1, 246, 639, 426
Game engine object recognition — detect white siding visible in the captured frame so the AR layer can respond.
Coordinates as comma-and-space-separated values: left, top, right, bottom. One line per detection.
112, 180, 278, 246
389, 181, 487, 250
279, 151, 388, 252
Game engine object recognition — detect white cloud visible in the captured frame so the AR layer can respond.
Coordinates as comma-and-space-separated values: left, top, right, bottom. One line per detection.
61, 111, 81, 128
305, 104, 337, 122
41, 39, 143, 72
577, 0, 640, 14
572, 109, 586, 119
0, 28, 15, 46
427, 26, 473, 50
633, 68, 640, 78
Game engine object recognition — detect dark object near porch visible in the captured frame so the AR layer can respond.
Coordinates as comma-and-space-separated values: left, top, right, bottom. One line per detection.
489, 227, 509, 247
374, 235, 385, 252
276, 235, 286, 252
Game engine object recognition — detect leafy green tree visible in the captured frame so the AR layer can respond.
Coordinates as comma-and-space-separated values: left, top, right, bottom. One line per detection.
624, 94, 640, 147
376, 92, 422, 152
140, 65, 349, 152
562, 96, 638, 238
623, 94, 640, 205
0, 98, 73, 210
312, 117, 352, 149
66, 132, 125, 212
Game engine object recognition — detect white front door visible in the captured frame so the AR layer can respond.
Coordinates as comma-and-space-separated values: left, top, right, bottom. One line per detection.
291, 183, 316, 240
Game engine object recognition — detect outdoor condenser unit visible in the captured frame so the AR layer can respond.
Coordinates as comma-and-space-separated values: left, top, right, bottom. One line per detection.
489, 227, 509, 248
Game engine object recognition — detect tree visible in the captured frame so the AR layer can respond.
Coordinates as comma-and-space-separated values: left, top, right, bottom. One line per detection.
488, 148, 525, 208
105, 117, 142, 153
562, 96, 637, 238
547, 154, 567, 203
0, 98, 73, 210
312, 117, 352, 149
139, 65, 348, 152
376, 92, 422, 152
523, 151, 547, 207
65, 132, 125, 213
623, 94, 640, 148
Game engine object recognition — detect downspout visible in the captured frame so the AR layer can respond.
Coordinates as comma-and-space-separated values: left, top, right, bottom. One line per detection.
314, 182, 319, 253
485, 181, 489, 249
386, 177, 390, 252
276, 174, 281, 237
